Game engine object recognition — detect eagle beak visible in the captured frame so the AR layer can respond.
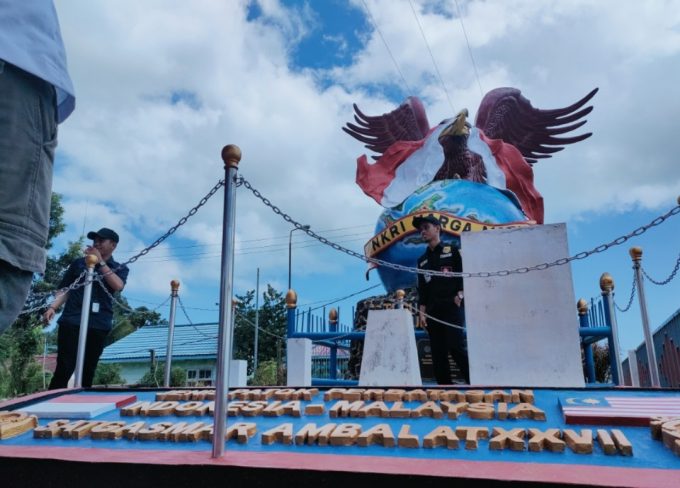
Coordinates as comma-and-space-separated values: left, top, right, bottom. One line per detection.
439, 109, 470, 139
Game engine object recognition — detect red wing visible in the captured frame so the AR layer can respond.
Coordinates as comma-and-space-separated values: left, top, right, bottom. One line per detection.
474, 87, 598, 165
343, 96, 430, 160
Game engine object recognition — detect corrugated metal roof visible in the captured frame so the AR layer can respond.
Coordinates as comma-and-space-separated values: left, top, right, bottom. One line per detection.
100, 323, 218, 362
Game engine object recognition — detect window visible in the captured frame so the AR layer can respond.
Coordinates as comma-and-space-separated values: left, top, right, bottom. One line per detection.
186, 368, 213, 386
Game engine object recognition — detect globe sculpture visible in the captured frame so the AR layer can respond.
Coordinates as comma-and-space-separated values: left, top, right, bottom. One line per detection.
369, 178, 531, 292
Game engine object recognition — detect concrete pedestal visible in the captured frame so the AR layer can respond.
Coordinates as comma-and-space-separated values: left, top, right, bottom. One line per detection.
359, 309, 422, 386
462, 223, 585, 387
286, 338, 312, 386
229, 360, 248, 387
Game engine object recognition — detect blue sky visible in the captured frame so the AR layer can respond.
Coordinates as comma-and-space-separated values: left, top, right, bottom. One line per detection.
47, 0, 680, 359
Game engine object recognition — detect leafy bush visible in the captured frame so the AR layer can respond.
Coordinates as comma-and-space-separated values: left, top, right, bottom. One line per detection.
137, 365, 187, 387
249, 360, 285, 386
93, 363, 125, 386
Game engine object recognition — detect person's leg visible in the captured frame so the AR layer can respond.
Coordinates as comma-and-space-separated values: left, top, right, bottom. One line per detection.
82, 329, 109, 387
0, 260, 33, 333
0, 60, 57, 332
445, 306, 469, 383
427, 319, 452, 385
49, 324, 78, 389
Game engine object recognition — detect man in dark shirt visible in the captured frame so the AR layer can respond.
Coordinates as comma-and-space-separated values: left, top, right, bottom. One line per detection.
413, 215, 469, 385
43, 227, 129, 388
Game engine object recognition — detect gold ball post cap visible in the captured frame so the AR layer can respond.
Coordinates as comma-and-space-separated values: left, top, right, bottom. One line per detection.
576, 298, 589, 315
629, 246, 643, 261
170, 280, 180, 291
599, 272, 614, 292
221, 144, 242, 169
395, 289, 406, 300
285, 289, 298, 308
329, 308, 338, 323
85, 254, 99, 267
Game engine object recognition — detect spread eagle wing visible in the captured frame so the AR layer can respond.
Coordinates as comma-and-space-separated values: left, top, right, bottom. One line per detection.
474, 87, 598, 165
342, 96, 431, 161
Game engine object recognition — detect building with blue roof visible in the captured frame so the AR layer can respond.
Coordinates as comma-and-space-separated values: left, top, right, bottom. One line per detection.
100, 322, 222, 386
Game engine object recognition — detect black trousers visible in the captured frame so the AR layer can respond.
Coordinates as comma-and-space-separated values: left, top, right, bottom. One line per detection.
426, 304, 469, 385
49, 324, 109, 389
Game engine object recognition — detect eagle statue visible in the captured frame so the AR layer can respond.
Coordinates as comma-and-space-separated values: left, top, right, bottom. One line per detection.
343, 87, 598, 224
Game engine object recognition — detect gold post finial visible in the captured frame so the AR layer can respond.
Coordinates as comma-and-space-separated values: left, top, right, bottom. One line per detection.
599, 272, 614, 293
629, 246, 643, 262
221, 144, 242, 170
85, 254, 99, 268
285, 289, 298, 309
170, 280, 180, 292
395, 289, 405, 300
577, 298, 589, 315
329, 308, 338, 324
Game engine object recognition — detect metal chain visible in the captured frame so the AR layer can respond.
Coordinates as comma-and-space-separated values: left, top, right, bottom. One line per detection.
19, 178, 226, 318
234, 310, 286, 340
642, 252, 680, 285
403, 303, 465, 330
94, 277, 138, 313
177, 295, 220, 339
18, 270, 90, 317
240, 175, 680, 279
614, 274, 637, 313
121, 179, 225, 267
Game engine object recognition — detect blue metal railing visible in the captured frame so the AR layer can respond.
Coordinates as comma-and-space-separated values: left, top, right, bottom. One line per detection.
579, 295, 619, 385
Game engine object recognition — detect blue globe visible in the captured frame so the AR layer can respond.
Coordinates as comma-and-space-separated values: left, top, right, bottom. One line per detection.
372, 179, 531, 292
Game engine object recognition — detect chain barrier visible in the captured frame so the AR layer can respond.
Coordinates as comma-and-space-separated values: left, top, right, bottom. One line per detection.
234, 310, 286, 340
403, 303, 465, 330
18, 178, 226, 319
614, 274, 637, 313
240, 176, 680, 279
642, 252, 680, 286
177, 295, 220, 339
18, 270, 90, 317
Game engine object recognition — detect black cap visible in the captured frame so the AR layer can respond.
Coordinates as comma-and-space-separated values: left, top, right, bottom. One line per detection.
412, 215, 441, 229
87, 227, 119, 243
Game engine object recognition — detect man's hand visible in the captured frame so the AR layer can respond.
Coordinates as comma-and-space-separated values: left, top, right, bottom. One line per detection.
42, 307, 56, 325
84, 246, 102, 262
418, 312, 427, 329
454, 290, 464, 307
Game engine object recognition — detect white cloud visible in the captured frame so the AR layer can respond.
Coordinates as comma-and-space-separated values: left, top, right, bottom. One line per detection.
50, 0, 680, 320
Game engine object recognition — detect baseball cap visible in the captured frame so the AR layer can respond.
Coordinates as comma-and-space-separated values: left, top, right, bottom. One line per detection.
412, 215, 441, 229
87, 227, 119, 243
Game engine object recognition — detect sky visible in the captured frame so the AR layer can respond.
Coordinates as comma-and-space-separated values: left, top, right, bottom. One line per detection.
46, 0, 680, 360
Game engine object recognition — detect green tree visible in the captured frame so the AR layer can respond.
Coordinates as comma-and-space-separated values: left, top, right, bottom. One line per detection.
232, 285, 287, 379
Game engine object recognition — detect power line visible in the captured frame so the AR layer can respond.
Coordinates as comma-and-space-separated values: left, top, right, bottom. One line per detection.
408, 0, 455, 113
360, 0, 413, 96
117, 224, 375, 255
454, 0, 484, 97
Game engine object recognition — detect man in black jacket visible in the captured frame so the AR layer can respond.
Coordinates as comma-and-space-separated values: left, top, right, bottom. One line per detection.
413, 215, 469, 385
43, 227, 128, 388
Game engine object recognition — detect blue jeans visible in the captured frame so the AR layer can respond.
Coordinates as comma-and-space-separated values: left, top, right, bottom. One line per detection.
0, 60, 57, 333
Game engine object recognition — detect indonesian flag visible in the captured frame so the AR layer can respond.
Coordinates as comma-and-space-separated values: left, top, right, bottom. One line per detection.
355, 124, 544, 224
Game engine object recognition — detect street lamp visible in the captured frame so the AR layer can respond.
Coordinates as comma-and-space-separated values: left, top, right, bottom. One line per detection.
288, 225, 310, 290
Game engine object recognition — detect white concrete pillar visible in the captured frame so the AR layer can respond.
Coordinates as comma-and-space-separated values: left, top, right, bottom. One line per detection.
287, 338, 312, 386
359, 309, 422, 386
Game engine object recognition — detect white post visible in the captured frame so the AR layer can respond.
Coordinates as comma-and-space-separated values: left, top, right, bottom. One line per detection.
630, 247, 661, 387
254, 268, 260, 372
212, 145, 242, 458
164, 280, 180, 388
628, 350, 640, 387
73, 255, 98, 388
